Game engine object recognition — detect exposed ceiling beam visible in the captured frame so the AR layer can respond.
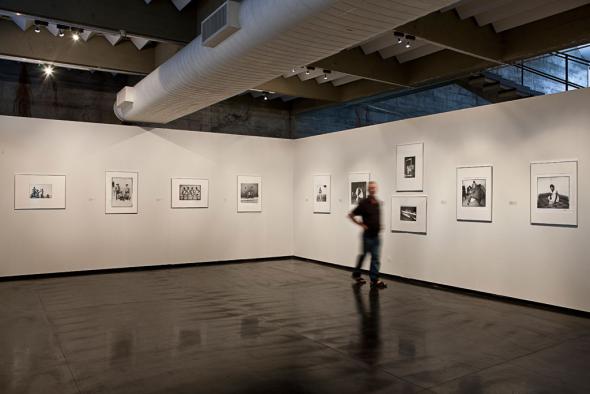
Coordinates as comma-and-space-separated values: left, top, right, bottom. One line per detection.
502, 3, 590, 63
310, 47, 411, 88
397, 9, 504, 63
0, 0, 225, 44
256, 77, 342, 102
0, 19, 155, 74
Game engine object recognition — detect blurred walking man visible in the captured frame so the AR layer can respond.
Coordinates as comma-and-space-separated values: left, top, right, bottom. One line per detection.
348, 181, 387, 289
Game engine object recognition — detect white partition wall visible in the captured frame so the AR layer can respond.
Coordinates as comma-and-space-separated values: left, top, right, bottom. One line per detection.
1, 88, 589, 312
293, 88, 590, 313
0, 116, 294, 277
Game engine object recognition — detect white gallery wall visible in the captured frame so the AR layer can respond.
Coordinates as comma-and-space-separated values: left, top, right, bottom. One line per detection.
0, 116, 293, 276
294, 88, 590, 312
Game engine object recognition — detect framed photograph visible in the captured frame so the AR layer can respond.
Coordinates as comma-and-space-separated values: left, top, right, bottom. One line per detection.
238, 175, 262, 212
313, 174, 330, 214
14, 174, 66, 210
105, 171, 138, 214
457, 165, 493, 222
349, 172, 370, 209
530, 160, 577, 226
396, 143, 424, 191
391, 195, 427, 234
171, 178, 209, 208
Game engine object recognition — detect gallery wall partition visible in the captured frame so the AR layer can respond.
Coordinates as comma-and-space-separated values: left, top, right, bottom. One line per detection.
293, 87, 590, 313
0, 116, 294, 277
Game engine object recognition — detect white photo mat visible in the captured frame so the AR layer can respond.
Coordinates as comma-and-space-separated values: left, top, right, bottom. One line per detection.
391, 195, 427, 234
238, 175, 262, 212
14, 174, 66, 210
171, 178, 209, 208
349, 172, 370, 209
457, 165, 493, 222
530, 160, 577, 226
105, 171, 138, 214
313, 174, 331, 213
396, 142, 424, 192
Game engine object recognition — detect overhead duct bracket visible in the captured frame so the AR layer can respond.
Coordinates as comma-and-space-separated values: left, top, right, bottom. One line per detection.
202, 0, 241, 48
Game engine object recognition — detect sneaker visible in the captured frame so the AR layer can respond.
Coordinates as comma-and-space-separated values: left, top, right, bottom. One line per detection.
370, 280, 387, 289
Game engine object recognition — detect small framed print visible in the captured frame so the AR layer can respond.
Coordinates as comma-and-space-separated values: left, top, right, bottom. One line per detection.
457, 165, 493, 222
349, 172, 370, 209
105, 171, 138, 214
171, 178, 209, 208
396, 143, 424, 192
313, 174, 330, 214
530, 160, 577, 226
391, 195, 427, 234
238, 175, 262, 212
14, 174, 66, 210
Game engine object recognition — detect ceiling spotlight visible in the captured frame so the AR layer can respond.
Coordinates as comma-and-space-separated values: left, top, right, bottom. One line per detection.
72, 32, 80, 41
405, 40, 411, 48
323, 70, 331, 80
263, 92, 269, 101
58, 29, 65, 37
34, 25, 41, 33
394, 31, 404, 45
43, 65, 54, 77
291, 67, 296, 73
305, 69, 310, 75
323, 74, 328, 80
405, 35, 415, 49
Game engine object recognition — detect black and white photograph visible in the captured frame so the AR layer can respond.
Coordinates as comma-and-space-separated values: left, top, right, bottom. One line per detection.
105, 171, 138, 214
179, 184, 202, 201
456, 166, 493, 222
313, 174, 331, 214
111, 177, 134, 207
396, 143, 424, 191
404, 156, 416, 178
462, 179, 487, 207
241, 183, 259, 203
15, 174, 66, 210
350, 181, 367, 205
348, 172, 370, 209
29, 184, 52, 199
400, 206, 417, 221
530, 160, 577, 226
537, 176, 569, 209
237, 175, 262, 212
171, 178, 209, 208
391, 195, 427, 234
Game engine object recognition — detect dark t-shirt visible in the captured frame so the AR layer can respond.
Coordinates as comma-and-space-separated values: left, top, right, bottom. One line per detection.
352, 196, 381, 237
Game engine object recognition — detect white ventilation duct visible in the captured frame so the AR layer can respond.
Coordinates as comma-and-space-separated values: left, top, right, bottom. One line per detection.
115, 0, 454, 124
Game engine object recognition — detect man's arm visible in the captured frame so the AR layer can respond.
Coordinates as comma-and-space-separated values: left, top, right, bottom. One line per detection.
348, 211, 368, 230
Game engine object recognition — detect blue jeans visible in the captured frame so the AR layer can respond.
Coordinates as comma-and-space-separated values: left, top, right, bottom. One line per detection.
353, 234, 381, 283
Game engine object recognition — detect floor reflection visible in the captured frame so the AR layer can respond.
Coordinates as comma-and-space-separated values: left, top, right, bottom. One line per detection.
352, 284, 381, 365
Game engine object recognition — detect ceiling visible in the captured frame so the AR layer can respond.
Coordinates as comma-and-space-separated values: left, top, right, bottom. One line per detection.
0, 0, 589, 115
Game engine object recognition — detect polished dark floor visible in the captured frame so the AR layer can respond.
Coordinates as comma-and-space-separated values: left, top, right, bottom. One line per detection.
1, 259, 589, 394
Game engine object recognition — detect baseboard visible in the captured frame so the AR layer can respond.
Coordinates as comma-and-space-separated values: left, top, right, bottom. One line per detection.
0, 256, 293, 282
293, 256, 590, 318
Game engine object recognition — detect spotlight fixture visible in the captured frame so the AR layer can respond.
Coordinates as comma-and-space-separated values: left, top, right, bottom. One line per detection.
305, 69, 310, 75
57, 24, 68, 38
323, 69, 331, 80
394, 31, 404, 45
405, 35, 415, 49
263, 92, 269, 101
71, 28, 82, 41
305, 66, 315, 75
58, 29, 65, 37
291, 67, 296, 73
43, 65, 54, 77
34, 25, 41, 33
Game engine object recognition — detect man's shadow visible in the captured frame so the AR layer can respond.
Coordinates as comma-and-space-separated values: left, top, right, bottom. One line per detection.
352, 283, 381, 365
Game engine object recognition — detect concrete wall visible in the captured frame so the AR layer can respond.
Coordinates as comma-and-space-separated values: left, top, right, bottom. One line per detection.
0, 116, 293, 276
293, 88, 590, 312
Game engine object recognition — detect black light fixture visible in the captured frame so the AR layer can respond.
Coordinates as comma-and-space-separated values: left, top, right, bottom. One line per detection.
323, 69, 332, 80
71, 27, 83, 41
394, 31, 404, 45
405, 35, 415, 49
305, 66, 315, 75
34, 25, 41, 33
263, 91, 269, 101
57, 24, 68, 37
34, 20, 48, 33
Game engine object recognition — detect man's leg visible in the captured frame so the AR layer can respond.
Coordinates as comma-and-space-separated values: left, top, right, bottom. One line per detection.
368, 236, 381, 284
352, 234, 368, 279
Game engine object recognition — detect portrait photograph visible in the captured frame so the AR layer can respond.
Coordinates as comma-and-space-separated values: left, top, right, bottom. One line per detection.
396, 143, 423, 191
313, 174, 331, 213
348, 172, 370, 209
531, 160, 577, 226
171, 178, 209, 208
105, 171, 138, 214
456, 166, 493, 222
237, 175, 262, 212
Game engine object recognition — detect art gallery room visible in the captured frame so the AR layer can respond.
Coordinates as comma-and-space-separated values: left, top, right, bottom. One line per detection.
1, 0, 590, 393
